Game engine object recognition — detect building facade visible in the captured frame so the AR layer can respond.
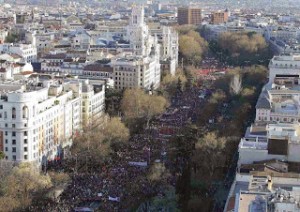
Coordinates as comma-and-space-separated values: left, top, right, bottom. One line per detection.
111, 5, 161, 90
211, 11, 229, 25
0, 78, 105, 165
177, 7, 202, 25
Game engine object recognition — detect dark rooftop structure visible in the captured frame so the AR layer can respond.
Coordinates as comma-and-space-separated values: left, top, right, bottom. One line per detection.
268, 138, 289, 155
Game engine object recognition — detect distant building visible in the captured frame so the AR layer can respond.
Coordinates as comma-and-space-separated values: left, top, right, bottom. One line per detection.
211, 11, 229, 25
177, 7, 202, 25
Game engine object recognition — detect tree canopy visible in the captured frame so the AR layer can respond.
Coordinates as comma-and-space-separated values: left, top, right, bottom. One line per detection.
193, 132, 226, 177
121, 89, 168, 128
71, 115, 130, 165
218, 32, 267, 55
177, 26, 208, 66
0, 163, 52, 211
210, 31, 271, 66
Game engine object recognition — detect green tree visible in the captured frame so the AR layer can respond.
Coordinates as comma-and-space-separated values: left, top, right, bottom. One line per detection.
5, 32, 21, 43
0, 151, 5, 160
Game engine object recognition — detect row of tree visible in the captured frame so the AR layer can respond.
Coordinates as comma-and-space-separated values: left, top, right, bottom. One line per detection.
71, 88, 169, 170
210, 31, 271, 66
172, 65, 268, 211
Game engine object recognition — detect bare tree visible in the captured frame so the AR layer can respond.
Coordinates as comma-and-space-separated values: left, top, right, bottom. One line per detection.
192, 132, 226, 177
121, 88, 168, 128
0, 163, 52, 211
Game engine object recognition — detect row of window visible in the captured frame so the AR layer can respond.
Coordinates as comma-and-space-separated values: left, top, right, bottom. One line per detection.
6, 155, 28, 161
5, 138, 27, 145
0, 106, 29, 119
5, 146, 27, 153
258, 116, 298, 122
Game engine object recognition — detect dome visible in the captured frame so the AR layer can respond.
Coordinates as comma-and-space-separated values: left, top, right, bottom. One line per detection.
21, 63, 34, 72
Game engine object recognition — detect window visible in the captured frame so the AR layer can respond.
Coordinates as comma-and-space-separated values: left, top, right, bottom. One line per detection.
12, 132, 16, 136
5, 123, 7, 127
23, 106, 28, 118
24, 155, 27, 160
24, 131, 27, 136
12, 107, 16, 119
24, 147, 27, 152
5, 139, 7, 144
12, 147, 16, 152
12, 124, 15, 128
5, 131, 7, 136
12, 155, 16, 160
24, 139, 27, 144
0, 105, 2, 109
12, 140, 16, 145
5, 147, 8, 151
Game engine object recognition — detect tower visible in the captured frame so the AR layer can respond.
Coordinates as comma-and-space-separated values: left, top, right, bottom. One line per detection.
129, 5, 145, 27
127, 5, 149, 56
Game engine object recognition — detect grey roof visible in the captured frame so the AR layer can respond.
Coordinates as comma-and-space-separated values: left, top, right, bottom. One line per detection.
256, 95, 271, 109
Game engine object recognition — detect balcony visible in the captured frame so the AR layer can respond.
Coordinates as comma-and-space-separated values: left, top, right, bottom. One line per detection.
239, 139, 268, 150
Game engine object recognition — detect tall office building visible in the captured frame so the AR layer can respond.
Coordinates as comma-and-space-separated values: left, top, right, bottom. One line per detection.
211, 10, 229, 24
177, 7, 202, 25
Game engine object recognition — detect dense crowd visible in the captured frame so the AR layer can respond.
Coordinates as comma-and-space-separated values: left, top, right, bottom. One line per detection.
29, 88, 202, 212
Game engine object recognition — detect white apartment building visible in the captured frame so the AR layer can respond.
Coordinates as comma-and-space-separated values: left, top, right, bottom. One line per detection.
0, 78, 105, 165
111, 56, 161, 90
26, 30, 55, 53
255, 54, 300, 123
80, 82, 105, 126
239, 53, 300, 168
0, 62, 33, 80
0, 43, 37, 63
40, 53, 66, 72
238, 123, 300, 167
9, 44, 37, 63
255, 85, 300, 123
224, 173, 300, 212
268, 54, 300, 83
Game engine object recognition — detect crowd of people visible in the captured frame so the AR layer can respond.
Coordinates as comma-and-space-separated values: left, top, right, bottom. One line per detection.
29, 87, 202, 212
